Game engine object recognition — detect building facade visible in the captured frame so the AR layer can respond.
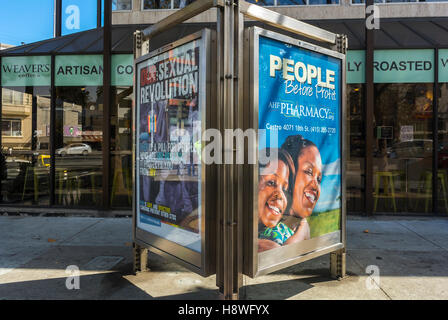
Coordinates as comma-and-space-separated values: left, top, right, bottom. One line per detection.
1, 0, 448, 215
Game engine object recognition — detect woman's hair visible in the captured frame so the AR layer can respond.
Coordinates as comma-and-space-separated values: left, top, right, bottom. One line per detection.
281, 135, 317, 176
259, 148, 295, 180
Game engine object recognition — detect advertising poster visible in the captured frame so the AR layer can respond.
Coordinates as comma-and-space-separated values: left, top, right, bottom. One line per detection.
256, 34, 342, 257
136, 36, 204, 253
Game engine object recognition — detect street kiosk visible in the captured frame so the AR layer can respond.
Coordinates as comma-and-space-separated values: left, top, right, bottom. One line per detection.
132, 0, 347, 300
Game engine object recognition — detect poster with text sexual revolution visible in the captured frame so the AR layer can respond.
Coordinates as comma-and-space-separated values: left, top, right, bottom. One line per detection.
136, 38, 203, 253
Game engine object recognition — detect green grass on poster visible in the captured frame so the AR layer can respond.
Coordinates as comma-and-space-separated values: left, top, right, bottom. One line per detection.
308, 209, 341, 238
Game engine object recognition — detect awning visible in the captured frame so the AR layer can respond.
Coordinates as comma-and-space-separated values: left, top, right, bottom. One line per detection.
2, 17, 448, 56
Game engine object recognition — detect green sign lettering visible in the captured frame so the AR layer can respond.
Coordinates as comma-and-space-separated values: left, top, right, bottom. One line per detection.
112, 54, 133, 86
55, 55, 103, 86
439, 49, 448, 83
346, 50, 365, 84
346, 49, 435, 84
1, 56, 51, 86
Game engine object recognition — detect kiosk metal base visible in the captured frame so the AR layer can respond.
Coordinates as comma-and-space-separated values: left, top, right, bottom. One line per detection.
330, 249, 346, 280
133, 242, 149, 273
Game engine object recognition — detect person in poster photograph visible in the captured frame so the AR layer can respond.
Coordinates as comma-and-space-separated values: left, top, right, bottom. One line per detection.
257, 137, 323, 252
281, 135, 322, 220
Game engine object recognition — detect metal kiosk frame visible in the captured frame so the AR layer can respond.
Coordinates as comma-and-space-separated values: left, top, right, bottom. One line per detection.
132, 0, 348, 300
244, 26, 347, 277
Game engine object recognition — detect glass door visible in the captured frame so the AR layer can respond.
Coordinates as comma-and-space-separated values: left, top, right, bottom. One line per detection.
373, 83, 433, 213
1, 86, 51, 205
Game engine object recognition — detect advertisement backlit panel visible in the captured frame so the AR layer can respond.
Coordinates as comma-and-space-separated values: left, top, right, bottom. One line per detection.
246, 27, 345, 276
134, 30, 213, 275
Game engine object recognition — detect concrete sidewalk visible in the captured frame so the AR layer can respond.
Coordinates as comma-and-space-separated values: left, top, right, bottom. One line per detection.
0, 214, 448, 300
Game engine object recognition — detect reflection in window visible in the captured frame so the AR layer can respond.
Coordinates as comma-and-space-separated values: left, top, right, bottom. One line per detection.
2, 119, 22, 137
245, 0, 276, 5
2, 88, 27, 105
352, 0, 422, 2
143, 0, 172, 9
308, 0, 339, 4
437, 83, 448, 214
1, 87, 51, 206
111, 86, 133, 208
347, 84, 365, 213
113, 0, 132, 10
143, 0, 340, 7
173, 0, 196, 8
55, 86, 103, 207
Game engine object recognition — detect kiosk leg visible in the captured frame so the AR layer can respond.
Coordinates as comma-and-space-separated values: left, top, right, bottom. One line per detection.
133, 243, 149, 273
330, 248, 346, 280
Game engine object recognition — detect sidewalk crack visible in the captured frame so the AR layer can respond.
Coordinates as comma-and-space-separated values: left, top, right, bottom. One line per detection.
347, 251, 393, 300
58, 219, 104, 245
395, 221, 448, 252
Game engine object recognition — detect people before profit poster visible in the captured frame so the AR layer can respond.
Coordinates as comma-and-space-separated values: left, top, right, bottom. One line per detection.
136, 39, 202, 253
257, 35, 342, 253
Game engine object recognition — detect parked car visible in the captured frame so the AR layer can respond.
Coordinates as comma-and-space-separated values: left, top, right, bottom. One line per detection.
56, 143, 92, 156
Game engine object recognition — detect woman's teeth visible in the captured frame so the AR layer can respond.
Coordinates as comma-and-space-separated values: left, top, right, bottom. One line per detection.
304, 192, 316, 203
268, 204, 281, 215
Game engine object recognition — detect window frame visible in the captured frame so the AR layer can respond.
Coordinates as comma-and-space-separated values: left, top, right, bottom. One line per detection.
113, 0, 133, 11
140, 0, 341, 10
142, 0, 176, 10
1, 88, 29, 106
2, 118, 23, 137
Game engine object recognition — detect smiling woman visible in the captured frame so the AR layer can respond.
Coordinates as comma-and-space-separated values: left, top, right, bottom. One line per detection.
257, 147, 311, 252
281, 134, 322, 219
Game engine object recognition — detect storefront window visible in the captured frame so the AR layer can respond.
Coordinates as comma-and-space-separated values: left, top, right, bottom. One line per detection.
55, 86, 103, 207
373, 83, 433, 213
347, 84, 365, 213
438, 83, 448, 214
1, 86, 51, 206
110, 86, 133, 208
